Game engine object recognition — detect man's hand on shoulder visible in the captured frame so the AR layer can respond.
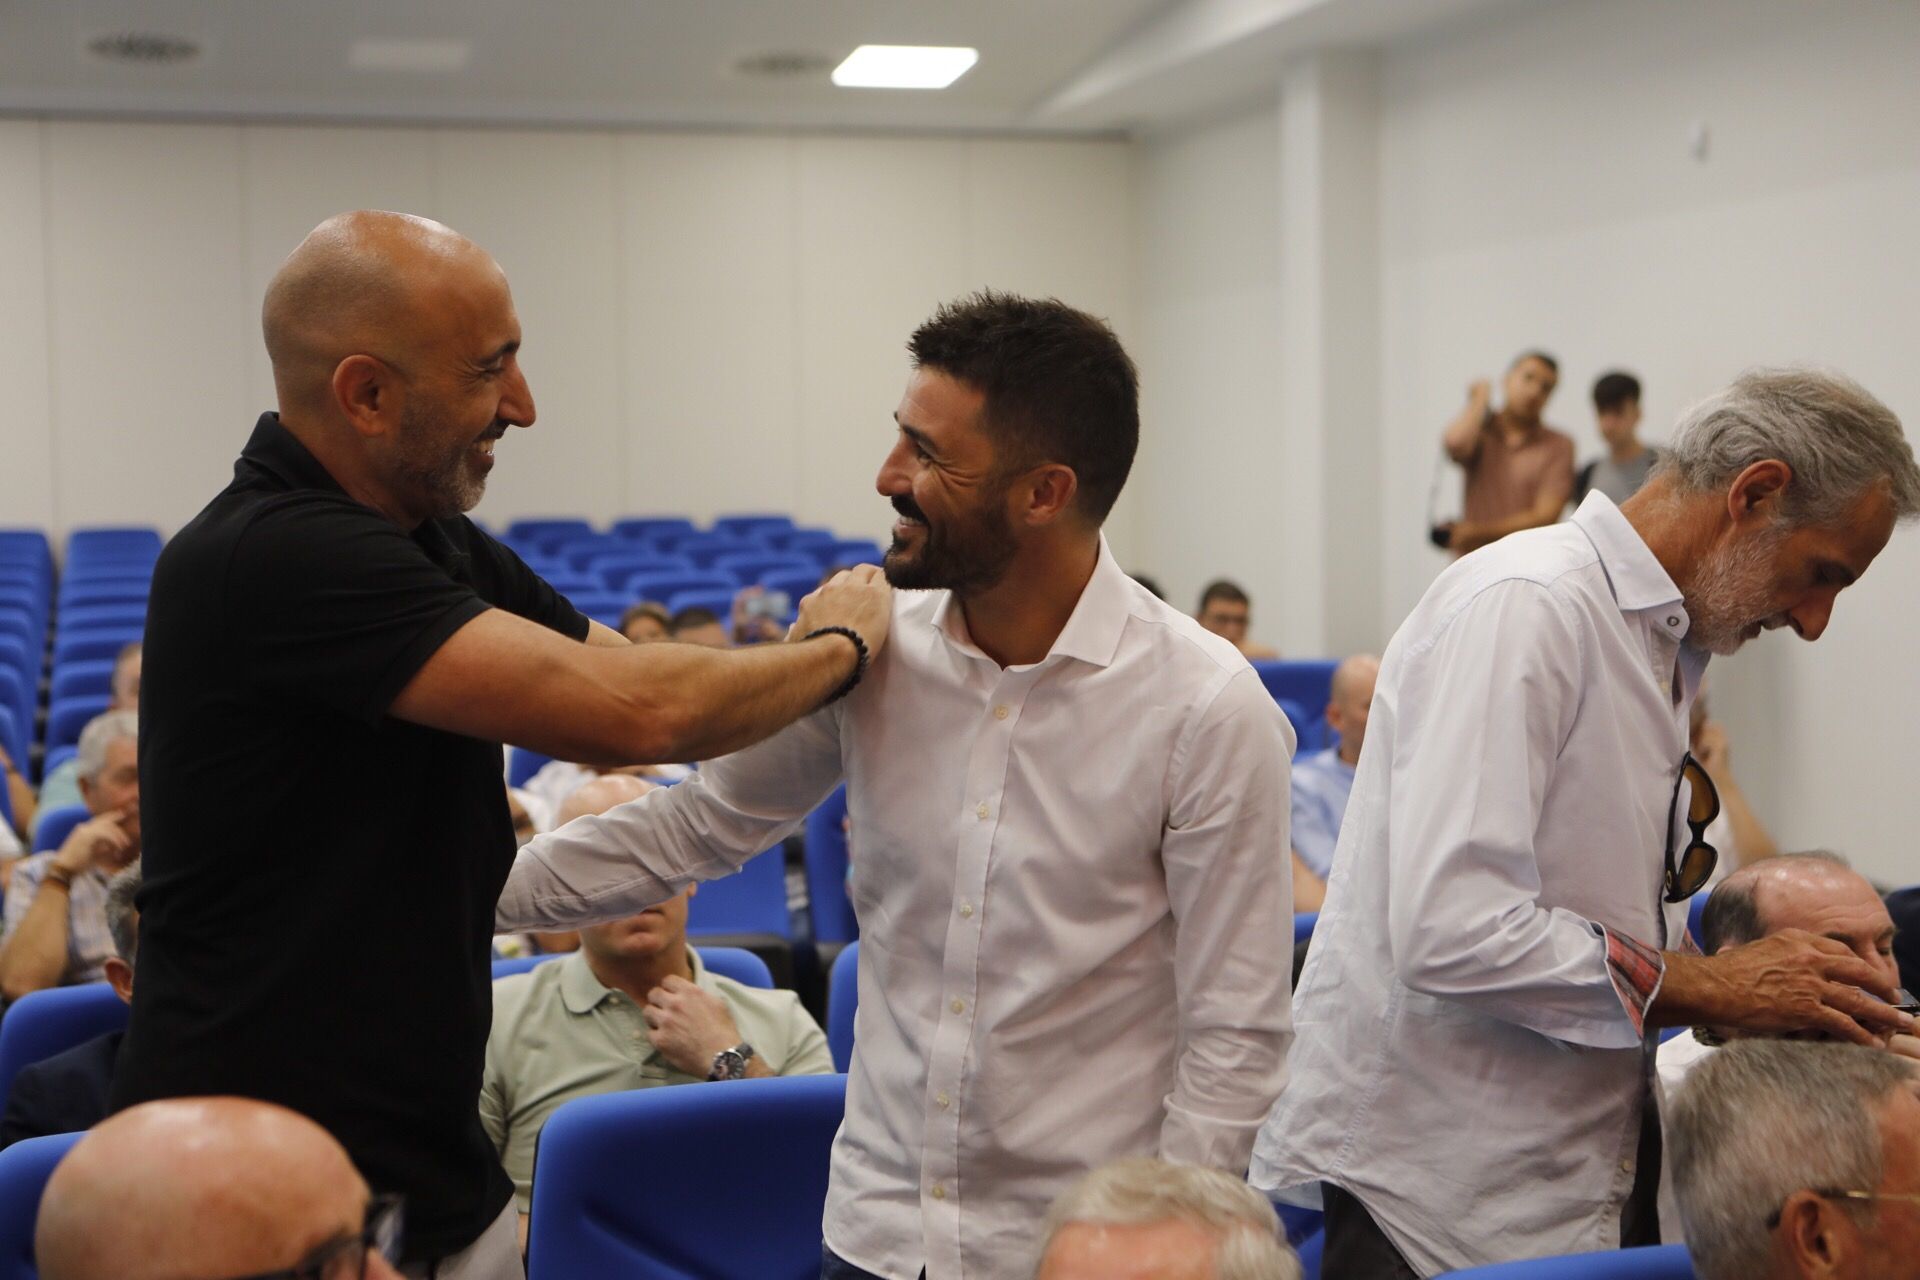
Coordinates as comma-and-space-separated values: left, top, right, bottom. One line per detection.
793, 565, 893, 660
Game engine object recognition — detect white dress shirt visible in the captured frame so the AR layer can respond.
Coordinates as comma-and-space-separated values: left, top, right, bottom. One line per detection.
1251, 493, 1703, 1275
500, 537, 1296, 1280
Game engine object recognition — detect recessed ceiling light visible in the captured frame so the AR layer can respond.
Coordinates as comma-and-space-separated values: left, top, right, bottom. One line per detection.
348, 38, 473, 74
831, 45, 978, 90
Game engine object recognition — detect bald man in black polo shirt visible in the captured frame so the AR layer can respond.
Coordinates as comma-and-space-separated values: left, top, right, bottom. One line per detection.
114, 211, 892, 1279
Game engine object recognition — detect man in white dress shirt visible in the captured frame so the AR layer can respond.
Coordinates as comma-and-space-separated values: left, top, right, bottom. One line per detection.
501, 293, 1295, 1280
1253, 368, 1920, 1278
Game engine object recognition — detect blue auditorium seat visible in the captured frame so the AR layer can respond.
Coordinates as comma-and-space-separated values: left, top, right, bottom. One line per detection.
1296, 1228, 1325, 1279
0, 613, 38, 655
803, 786, 857, 946
553, 536, 629, 571
0, 637, 30, 683
50, 629, 140, 667
622, 571, 741, 603
1294, 912, 1318, 945
1441, 1246, 1695, 1277
1251, 659, 1339, 723
0, 709, 29, 791
828, 941, 859, 1072
710, 514, 796, 539
66, 527, 163, 561
674, 537, 764, 570
585, 552, 696, 590
54, 607, 145, 637
612, 517, 698, 543
56, 580, 149, 610
711, 553, 821, 584
686, 848, 791, 942
526, 1075, 846, 1280
31, 805, 90, 855
45, 696, 110, 753
506, 747, 554, 789
762, 568, 826, 605
506, 518, 595, 545
0, 669, 29, 749
57, 559, 154, 583
0, 1131, 86, 1280
0, 983, 128, 1105
761, 527, 837, 552
664, 588, 740, 621
810, 539, 886, 569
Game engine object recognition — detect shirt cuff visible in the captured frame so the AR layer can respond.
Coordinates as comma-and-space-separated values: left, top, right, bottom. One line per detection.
1601, 925, 1666, 1038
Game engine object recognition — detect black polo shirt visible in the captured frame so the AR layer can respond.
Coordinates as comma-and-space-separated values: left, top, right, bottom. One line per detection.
114, 414, 587, 1262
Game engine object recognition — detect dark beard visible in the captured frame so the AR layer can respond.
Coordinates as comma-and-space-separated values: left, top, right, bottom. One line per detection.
394, 401, 488, 519
883, 495, 1019, 595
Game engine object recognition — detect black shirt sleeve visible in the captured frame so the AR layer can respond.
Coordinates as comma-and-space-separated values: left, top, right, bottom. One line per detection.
224, 496, 492, 726
458, 521, 590, 641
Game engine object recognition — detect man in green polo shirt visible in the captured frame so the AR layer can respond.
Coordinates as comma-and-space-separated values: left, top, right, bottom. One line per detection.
480, 777, 832, 1243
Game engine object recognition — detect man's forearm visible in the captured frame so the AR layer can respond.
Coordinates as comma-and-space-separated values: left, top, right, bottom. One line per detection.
642, 633, 859, 764
0, 890, 74, 1000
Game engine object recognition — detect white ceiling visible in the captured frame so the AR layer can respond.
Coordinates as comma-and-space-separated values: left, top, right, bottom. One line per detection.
0, 0, 1535, 135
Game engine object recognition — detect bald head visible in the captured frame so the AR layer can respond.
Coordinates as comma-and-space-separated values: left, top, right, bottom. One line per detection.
1326, 654, 1380, 763
37, 1098, 392, 1280
1703, 853, 1899, 989
557, 773, 656, 827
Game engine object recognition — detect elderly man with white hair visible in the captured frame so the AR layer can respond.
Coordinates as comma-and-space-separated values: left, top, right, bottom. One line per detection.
0, 710, 141, 1002
1035, 1159, 1300, 1280
1668, 1039, 1920, 1280
1255, 369, 1920, 1277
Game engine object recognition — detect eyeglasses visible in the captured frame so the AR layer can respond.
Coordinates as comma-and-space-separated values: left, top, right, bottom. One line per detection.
1766, 1188, 1920, 1229
1663, 753, 1720, 903
221, 1194, 404, 1280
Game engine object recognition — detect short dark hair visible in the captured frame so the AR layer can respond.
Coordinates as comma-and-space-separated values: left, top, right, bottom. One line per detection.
1700, 850, 1852, 953
1511, 349, 1560, 376
1198, 580, 1249, 611
619, 601, 671, 633
1593, 371, 1642, 413
669, 606, 721, 633
908, 291, 1139, 523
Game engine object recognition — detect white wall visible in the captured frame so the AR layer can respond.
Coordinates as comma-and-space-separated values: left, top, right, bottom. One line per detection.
1375, 0, 1920, 882
0, 119, 1134, 559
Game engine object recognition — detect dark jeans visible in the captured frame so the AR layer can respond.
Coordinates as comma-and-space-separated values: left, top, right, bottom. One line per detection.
820, 1244, 924, 1280
1320, 1185, 1419, 1280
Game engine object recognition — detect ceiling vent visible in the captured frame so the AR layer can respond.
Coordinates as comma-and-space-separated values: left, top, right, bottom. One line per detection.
85, 31, 204, 67
732, 51, 836, 81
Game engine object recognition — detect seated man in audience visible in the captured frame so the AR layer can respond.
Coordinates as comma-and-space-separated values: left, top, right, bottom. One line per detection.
0, 711, 140, 1002
1668, 1040, 1920, 1280
1289, 654, 1380, 912
1660, 852, 1917, 1094
35, 1096, 405, 1280
481, 775, 833, 1244
1035, 1157, 1300, 1280
731, 585, 791, 646
1574, 370, 1659, 506
1195, 579, 1279, 659
618, 601, 672, 644
34, 642, 140, 835
668, 604, 731, 649
1436, 350, 1575, 555
0, 861, 140, 1149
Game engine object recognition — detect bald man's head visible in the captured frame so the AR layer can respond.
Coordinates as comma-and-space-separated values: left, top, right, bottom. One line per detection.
36, 1098, 400, 1280
557, 773, 656, 828
261, 211, 534, 527
1703, 853, 1899, 989
1327, 654, 1381, 763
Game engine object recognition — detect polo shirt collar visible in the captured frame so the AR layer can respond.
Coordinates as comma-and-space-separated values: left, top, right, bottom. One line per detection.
932, 534, 1132, 670
559, 947, 709, 1016
237, 413, 346, 495
1570, 491, 1683, 614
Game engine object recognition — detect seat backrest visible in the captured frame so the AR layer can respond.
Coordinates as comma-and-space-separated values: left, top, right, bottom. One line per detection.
710, 514, 795, 539
31, 805, 91, 856
803, 787, 857, 946
813, 540, 885, 569
664, 588, 739, 621
506, 747, 554, 790
526, 1075, 846, 1280
0, 984, 129, 1105
45, 697, 110, 753
685, 847, 791, 940
1439, 1245, 1696, 1278
621, 571, 741, 602
1250, 659, 1340, 723
761, 569, 825, 605
0, 708, 28, 792
611, 518, 698, 543
506, 518, 595, 544
0, 1131, 86, 1280
1293, 912, 1318, 946
50, 630, 139, 667
828, 941, 859, 1072
48, 662, 115, 704
710, 554, 819, 584
676, 538, 764, 570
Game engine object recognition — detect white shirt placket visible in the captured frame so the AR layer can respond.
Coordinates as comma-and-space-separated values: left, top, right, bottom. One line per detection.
919, 660, 1039, 1276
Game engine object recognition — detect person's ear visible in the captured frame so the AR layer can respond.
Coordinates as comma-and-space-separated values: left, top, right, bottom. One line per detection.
1726, 459, 1793, 528
104, 956, 134, 1004
331, 354, 403, 440
1018, 464, 1080, 527
1778, 1191, 1848, 1277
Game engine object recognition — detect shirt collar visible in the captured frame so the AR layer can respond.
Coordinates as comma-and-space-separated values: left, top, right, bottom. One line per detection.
237, 412, 347, 495
559, 946, 708, 1016
930, 535, 1134, 671
1570, 491, 1683, 614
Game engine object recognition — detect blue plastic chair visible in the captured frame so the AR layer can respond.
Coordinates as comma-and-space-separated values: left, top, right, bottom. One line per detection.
56, 560, 154, 585
507, 747, 554, 790
710, 515, 795, 539
0, 983, 128, 1105
491, 948, 773, 989
810, 539, 886, 570
0, 637, 30, 683
0, 591, 44, 633
675, 538, 764, 570
31, 805, 90, 855
0, 613, 39, 656
686, 848, 791, 941
711, 553, 821, 584
553, 537, 630, 572
1296, 1228, 1325, 1280
611, 518, 698, 543
56, 581, 149, 610
0, 1131, 86, 1280
54, 605, 145, 636
527, 1075, 846, 1280
623, 571, 740, 605
0, 708, 27, 789
50, 629, 140, 667
803, 786, 857, 946
665, 588, 740, 621
828, 941, 859, 1072
506, 518, 595, 545
1251, 659, 1340, 721
585, 553, 695, 590
45, 696, 110, 753
538, 572, 604, 598
0, 669, 29, 746
761, 527, 837, 552
67, 527, 162, 561
762, 569, 825, 605
1294, 912, 1318, 945
1276, 698, 1315, 752
1440, 1245, 1695, 1277
38, 746, 77, 785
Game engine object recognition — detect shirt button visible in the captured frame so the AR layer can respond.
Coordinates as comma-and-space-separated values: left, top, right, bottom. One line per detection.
975, 803, 989, 820
994, 705, 1010, 720
950, 998, 966, 1014
936, 1092, 951, 1110
1620, 1160, 1633, 1174
931, 1183, 947, 1200
959, 902, 974, 918
1667, 616, 1680, 628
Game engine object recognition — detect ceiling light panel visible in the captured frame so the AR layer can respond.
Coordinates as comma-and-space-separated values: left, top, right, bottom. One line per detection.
831, 45, 978, 90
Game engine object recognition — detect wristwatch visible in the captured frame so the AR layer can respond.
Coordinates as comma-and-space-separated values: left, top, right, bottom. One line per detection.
708, 1042, 756, 1081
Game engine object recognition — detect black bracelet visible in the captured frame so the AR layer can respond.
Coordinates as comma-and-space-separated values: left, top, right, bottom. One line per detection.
804, 626, 869, 704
